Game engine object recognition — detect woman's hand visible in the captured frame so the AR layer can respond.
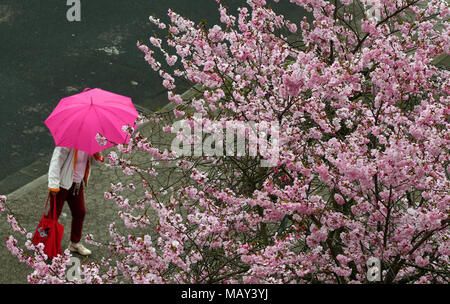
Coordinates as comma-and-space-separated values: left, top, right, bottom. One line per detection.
93, 151, 104, 162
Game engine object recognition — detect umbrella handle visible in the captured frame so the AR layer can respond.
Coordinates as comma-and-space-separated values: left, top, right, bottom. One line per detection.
83, 88, 91, 92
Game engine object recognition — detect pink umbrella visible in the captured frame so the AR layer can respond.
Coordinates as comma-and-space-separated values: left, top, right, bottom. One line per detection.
44, 88, 139, 155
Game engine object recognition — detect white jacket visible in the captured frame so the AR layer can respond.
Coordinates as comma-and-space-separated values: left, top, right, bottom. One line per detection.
48, 147, 95, 192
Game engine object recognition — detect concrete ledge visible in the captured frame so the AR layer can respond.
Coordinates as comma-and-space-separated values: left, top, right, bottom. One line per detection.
0, 155, 50, 196
6, 174, 49, 200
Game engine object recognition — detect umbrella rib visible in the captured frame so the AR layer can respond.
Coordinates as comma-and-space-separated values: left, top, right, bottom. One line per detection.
92, 106, 106, 143
48, 109, 84, 142
93, 105, 137, 144
95, 108, 130, 145
95, 104, 137, 125
95, 102, 139, 117
74, 108, 90, 152
45, 102, 86, 121
98, 98, 130, 105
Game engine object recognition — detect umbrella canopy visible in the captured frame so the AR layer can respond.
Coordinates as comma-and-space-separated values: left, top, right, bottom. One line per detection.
44, 88, 139, 155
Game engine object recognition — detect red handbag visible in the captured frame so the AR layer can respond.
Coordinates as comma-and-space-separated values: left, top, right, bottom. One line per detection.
32, 194, 65, 259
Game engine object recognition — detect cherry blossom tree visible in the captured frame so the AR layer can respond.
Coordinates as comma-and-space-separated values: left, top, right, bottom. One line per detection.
1, 0, 449, 283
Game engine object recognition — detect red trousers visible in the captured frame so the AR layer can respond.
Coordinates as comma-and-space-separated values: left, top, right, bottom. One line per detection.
48, 183, 86, 243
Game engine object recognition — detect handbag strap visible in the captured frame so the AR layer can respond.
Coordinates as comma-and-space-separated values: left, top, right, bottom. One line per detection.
44, 194, 57, 220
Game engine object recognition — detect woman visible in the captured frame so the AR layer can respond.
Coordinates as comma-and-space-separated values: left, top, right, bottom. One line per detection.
47, 147, 104, 256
